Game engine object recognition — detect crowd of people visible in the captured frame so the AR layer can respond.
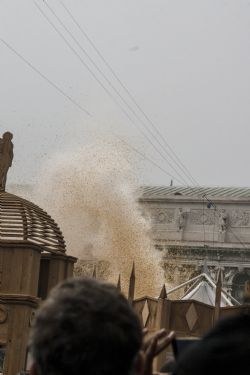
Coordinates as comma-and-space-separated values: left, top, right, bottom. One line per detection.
28, 277, 250, 375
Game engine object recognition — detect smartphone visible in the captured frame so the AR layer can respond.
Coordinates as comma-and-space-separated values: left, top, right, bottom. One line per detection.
171, 337, 199, 359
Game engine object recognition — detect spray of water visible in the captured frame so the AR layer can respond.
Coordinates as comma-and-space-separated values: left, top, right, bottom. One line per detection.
31, 140, 164, 297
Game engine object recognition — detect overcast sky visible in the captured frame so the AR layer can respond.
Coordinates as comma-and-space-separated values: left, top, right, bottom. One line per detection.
1, 0, 250, 188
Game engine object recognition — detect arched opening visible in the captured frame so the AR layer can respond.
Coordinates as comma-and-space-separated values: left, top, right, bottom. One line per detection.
232, 272, 250, 303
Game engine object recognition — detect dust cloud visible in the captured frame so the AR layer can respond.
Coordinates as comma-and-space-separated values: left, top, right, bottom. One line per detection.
32, 140, 164, 297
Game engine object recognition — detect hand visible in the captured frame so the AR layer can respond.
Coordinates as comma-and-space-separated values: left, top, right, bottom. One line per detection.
142, 329, 175, 375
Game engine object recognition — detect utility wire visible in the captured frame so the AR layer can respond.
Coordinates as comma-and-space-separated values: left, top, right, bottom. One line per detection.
54, 2, 196, 188
36, 4, 250, 249
38, 0, 192, 186
1, 4, 247, 256
58, 4, 249, 252
34, 1, 191, 186
0, 38, 90, 116
60, 0, 198, 187
0, 9, 189, 187
32, 3, 250, 250
116, 136, 185, 185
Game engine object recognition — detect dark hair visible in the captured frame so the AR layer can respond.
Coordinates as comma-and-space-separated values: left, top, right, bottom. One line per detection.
173, 313, 250, 375
29, 278, 142, 375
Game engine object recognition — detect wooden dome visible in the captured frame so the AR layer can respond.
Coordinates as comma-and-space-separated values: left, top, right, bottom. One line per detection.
0, 191, 66, 253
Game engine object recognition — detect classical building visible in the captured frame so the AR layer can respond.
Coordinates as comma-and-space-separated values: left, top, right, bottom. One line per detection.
140, 186, 250, 303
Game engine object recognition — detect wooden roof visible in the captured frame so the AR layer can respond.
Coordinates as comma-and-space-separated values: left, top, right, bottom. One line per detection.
0, 191, 66, 253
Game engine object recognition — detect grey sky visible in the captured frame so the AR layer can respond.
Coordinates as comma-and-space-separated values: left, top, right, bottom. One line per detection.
1, 1, 250, 187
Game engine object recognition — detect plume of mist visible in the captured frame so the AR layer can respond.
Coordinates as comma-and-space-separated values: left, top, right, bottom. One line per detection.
31, 140, 164, 297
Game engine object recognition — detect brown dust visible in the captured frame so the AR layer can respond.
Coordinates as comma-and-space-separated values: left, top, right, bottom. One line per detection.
31, 141, 165, 297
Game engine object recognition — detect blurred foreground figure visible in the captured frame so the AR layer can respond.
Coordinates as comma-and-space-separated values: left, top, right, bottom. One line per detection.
29, 278, 174, 375
29, 278, 143, 375
173, 313, 250, 375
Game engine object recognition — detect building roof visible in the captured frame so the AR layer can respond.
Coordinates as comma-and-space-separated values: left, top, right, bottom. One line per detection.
0, 191, 66, 253
182, 280, 229, 307
141, 186, 250, 200
167, 272, 237, 306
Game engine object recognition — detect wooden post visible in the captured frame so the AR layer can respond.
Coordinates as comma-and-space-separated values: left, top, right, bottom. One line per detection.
214, 268, 222, 323
92, 264, 97, 279
155, 284, 169, 371
156, 285, 168, 329
117, 274, 121, 292
159, 284, 167, 300
128, 262, 135, 305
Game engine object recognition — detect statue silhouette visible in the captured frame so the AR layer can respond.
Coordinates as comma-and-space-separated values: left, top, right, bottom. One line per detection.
0, 132, 13, 191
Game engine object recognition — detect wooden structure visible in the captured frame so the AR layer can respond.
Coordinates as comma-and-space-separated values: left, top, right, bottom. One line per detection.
125, 264, 250, 371
0, 191, 76, 375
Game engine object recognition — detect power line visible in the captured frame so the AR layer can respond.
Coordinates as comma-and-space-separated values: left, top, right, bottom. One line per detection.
2, 11, 246, 252
34, 1, 192, 186
33, 3, 250, 251
116, 136, 185, 185
56, 5, 249, 252
35, 3, 250, 252
0, 38, 90, 116
60, 0, 198, 186
38, 0, 193, 186
36, 3, 250, 249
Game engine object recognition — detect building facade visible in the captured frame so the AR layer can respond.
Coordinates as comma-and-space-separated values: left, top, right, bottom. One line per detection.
140, 186, 250, 302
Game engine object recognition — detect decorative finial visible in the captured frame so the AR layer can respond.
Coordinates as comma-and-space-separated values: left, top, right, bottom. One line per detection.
214, 268, 222, 319
128, 262, 135, 304
0, 131, 14, 191
130, 261, 135, 279
159, 284, 167, 299
117, 274, 121, 291
92, 264, 97, 279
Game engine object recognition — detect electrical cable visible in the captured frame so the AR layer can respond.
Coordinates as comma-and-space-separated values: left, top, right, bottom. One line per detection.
43, 0, 193, 186
56, 5, 250, 259
0, 14, 191, 187
38, 3, 250, 250
0, 38, 90, 116
8, 2, 248, 252
59, 0, 199, 187
115, 136, 185, 185
34, 1, 192, 187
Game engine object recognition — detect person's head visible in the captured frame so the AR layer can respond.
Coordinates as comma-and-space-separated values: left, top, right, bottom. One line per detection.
173, 313, 250, 375
29, 278, 143, 375
2, 132, 13, 141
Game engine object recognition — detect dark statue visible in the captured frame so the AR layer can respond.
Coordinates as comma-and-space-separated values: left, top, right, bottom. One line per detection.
0, 132, 13, 191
